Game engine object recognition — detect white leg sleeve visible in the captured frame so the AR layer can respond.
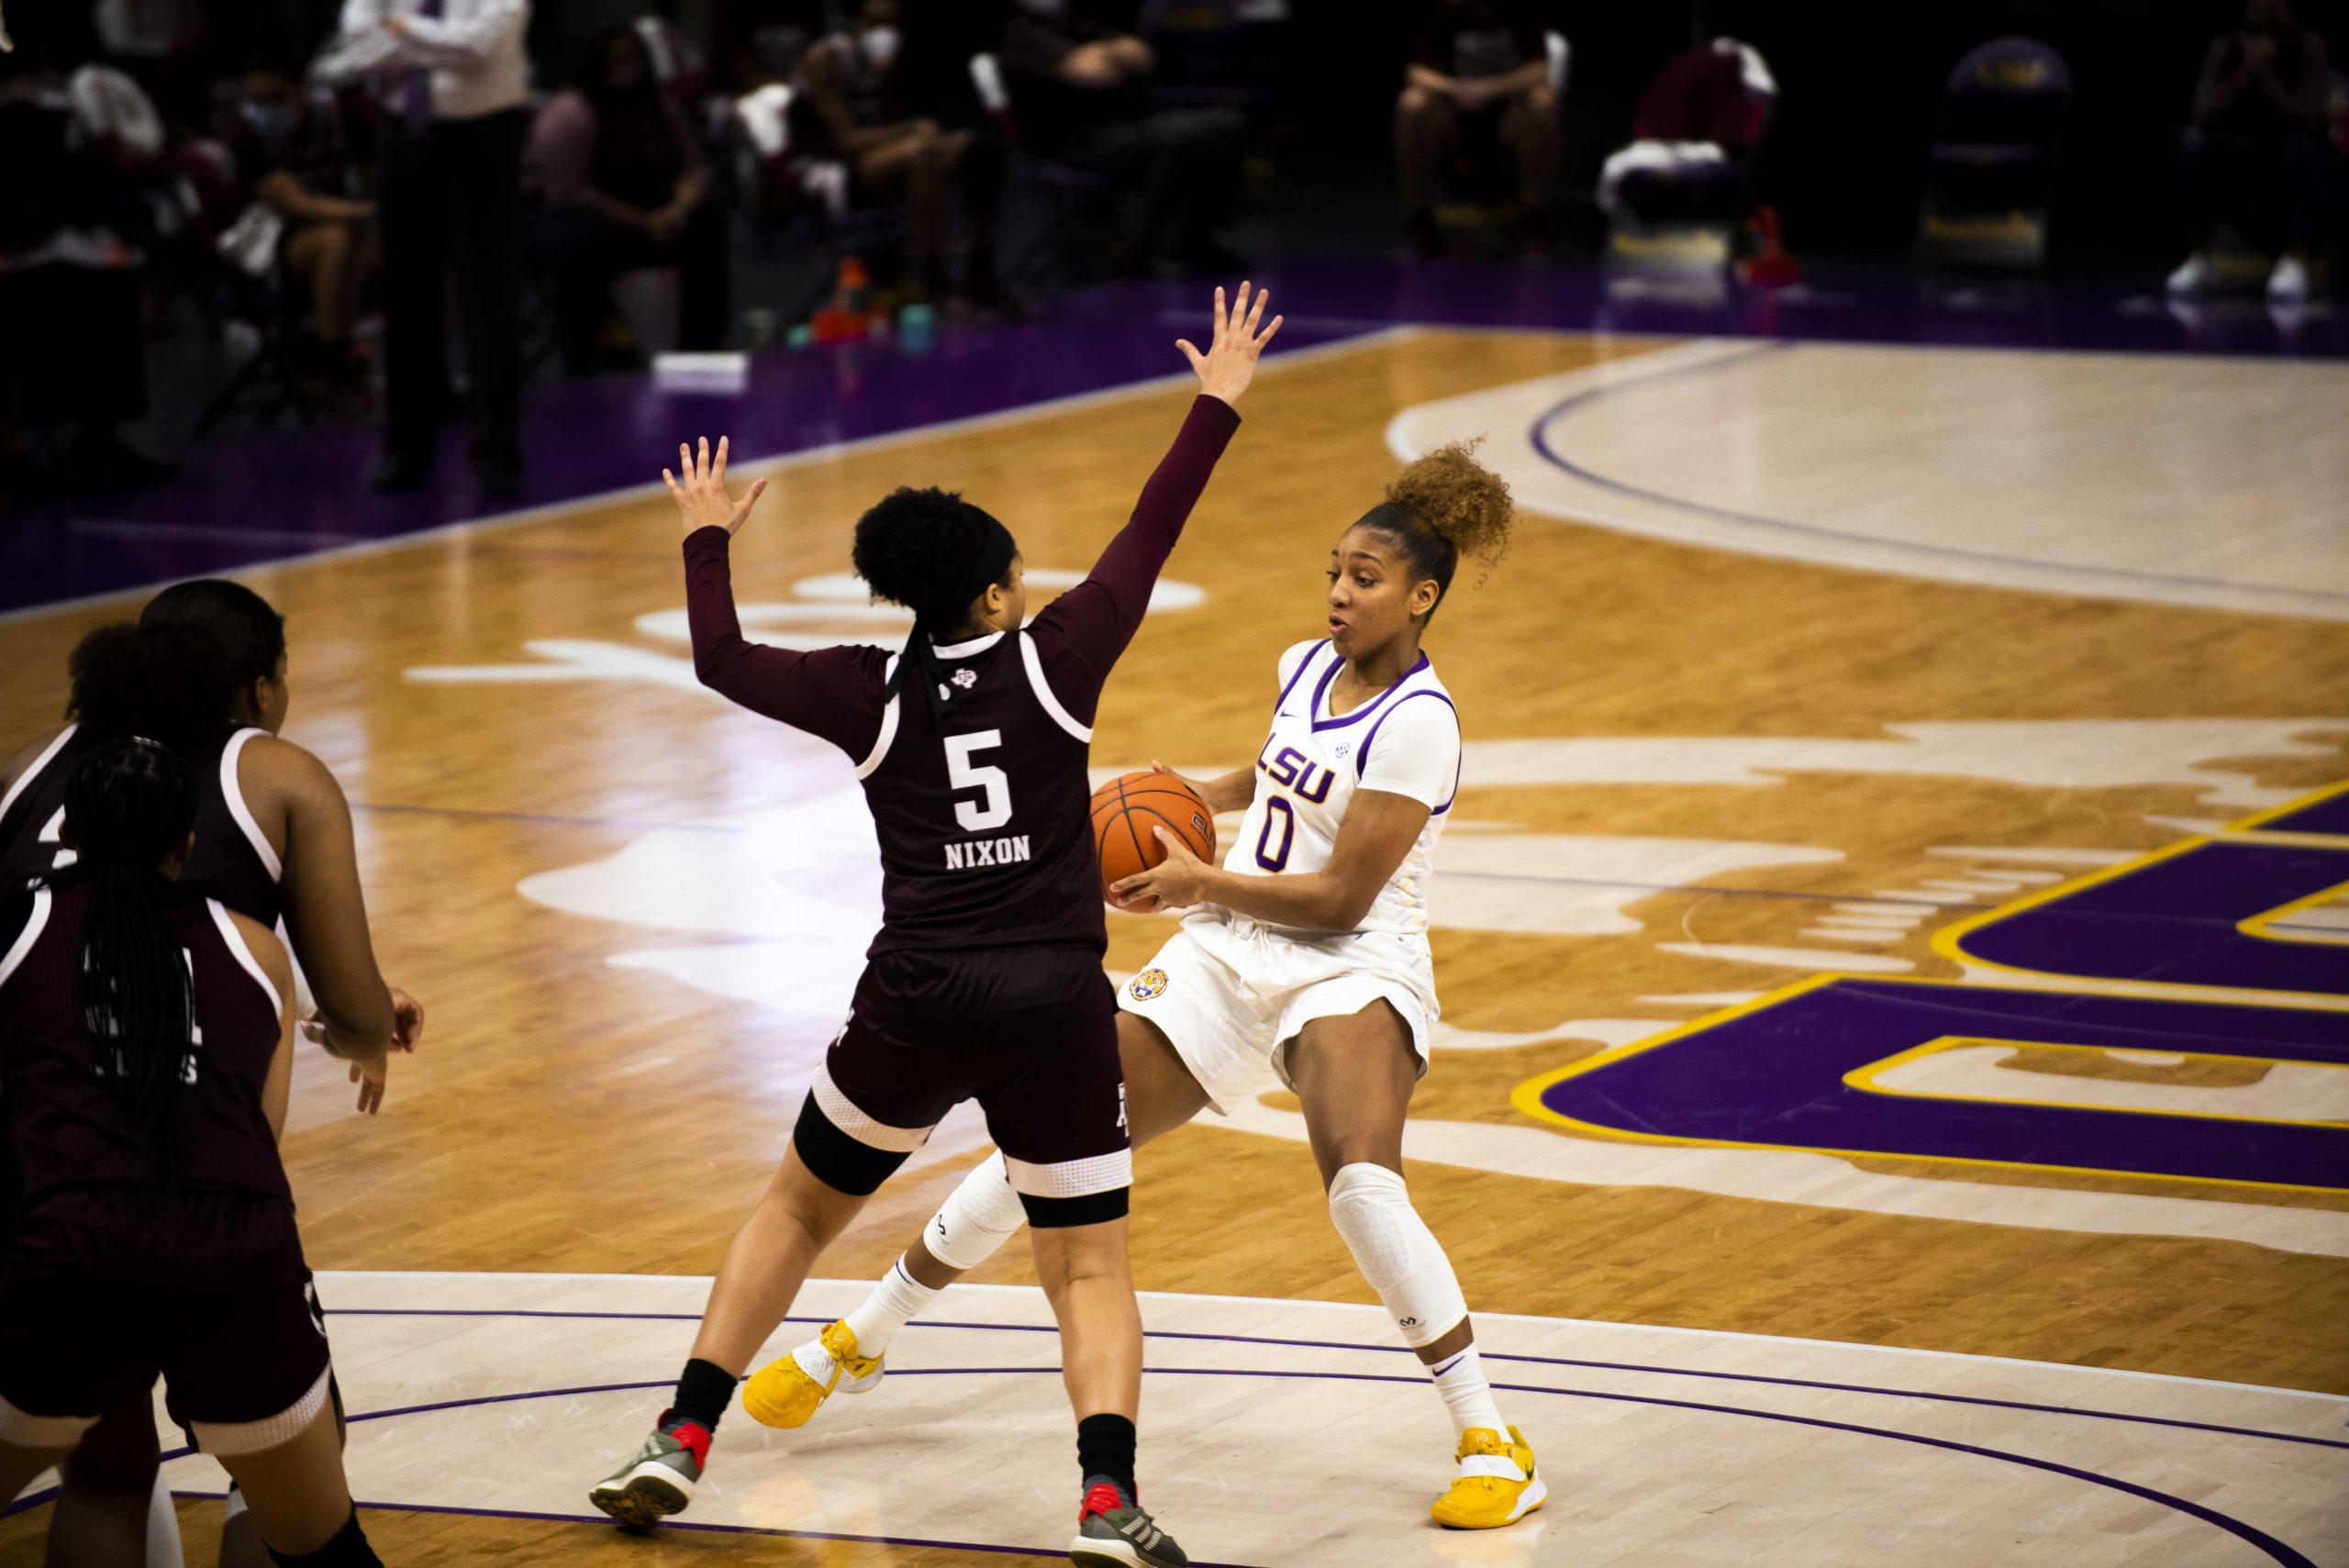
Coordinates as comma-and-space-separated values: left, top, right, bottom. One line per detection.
1326, 1162, 1470, 1350
146, 1470, 185, 1568
923, 1150, 1028, 1272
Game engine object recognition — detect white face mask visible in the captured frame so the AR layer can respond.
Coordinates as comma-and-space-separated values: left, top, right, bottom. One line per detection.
860, 26, 899, 69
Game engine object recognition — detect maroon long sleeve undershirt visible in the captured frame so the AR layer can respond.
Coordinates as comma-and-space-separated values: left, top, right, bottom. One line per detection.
683, 391, 1241, 754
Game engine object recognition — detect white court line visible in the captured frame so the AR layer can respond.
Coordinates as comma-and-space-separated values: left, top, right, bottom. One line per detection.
317, 1270, 2349, 1404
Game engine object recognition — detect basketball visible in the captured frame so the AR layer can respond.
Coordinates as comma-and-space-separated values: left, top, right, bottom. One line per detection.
1091, 769, 1217, 907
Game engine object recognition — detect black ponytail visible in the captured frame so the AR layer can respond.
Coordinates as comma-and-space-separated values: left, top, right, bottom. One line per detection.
50, 738, 201, 1179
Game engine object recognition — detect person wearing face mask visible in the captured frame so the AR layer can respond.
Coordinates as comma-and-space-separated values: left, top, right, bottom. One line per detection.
525, 24, 729, 374
790, 0, 1012, 309
223, 54, 375, 376
2167, 0, 2334, 304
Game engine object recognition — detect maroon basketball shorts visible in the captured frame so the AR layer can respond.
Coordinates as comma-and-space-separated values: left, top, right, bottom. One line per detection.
0, 1187, 333, 1455
795, 943, 1131, 1228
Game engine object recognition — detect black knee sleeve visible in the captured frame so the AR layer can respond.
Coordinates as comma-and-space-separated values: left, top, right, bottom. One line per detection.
792, 1093, 910, 1196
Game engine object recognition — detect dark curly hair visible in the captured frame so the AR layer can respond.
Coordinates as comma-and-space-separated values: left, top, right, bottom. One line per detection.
851, 487, 1019, 627
67, 623, 227, 755
1354, 440, 1514, 621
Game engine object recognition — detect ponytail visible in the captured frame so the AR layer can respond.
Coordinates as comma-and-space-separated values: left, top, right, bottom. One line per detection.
50, 738, 201, 1179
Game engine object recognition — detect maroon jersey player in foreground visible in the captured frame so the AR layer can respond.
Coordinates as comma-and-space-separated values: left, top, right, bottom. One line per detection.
0, 740, 384, 1566
588, 284, 1279, 1567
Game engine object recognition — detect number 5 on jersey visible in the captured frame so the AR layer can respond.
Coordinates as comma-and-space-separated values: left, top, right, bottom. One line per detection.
947, 730, 1012, 831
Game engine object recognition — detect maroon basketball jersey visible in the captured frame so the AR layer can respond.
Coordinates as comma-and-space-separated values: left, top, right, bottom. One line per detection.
0, 725, 283, 929
681, 393, 1243, 961
0, 881, 289, 1206
855, 629, 1105, 956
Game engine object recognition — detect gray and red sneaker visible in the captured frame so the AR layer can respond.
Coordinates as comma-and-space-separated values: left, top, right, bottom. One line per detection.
588, 1415, 709, 1529
1070, 1479, 1186, 1568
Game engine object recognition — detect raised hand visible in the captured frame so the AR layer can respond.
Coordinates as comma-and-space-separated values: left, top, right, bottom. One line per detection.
1177, 282, 1283, 407
662, 435, 769, 540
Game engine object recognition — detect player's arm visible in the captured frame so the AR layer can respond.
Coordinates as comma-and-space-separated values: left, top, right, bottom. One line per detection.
1150, 760, 1255, 816
1025, 284, 1279, 691
671, 437, 886, 751
230, 910, 299, 1137
263, 739, 400, 1066
1117, 788, 1428, 931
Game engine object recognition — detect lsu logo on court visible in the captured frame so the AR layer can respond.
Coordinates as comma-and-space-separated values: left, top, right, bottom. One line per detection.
1130, 968, 1169, 1001
1512, 781, 2349, 1194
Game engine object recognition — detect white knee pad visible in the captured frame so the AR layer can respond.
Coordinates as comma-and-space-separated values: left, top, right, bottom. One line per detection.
1327, 1162, 1469, 1350
926, 1150, 1029, 1271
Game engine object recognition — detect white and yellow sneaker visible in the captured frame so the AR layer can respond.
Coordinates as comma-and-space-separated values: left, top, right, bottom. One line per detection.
741, 1320, 884, 1429
1431, 1426, 1545, 1529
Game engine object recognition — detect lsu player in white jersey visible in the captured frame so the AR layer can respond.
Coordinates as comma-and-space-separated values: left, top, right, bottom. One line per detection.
743, 442, 1538, 1532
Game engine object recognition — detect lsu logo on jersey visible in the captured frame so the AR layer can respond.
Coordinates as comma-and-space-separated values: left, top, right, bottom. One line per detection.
1129, 968, 1169, 1001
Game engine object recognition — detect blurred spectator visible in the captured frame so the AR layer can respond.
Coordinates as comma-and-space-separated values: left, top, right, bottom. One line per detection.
1597, 37, 1774, 229
709, 0, 826, 95
795, 0, 1010, 306
224, 53, 375, 371
1394, 0, 1556, 258
998, 0, 1245, 276
328, 0, 530, 498
2166, 0, 2332, 303
0, 28, 170, 492
527, 25, 729, 373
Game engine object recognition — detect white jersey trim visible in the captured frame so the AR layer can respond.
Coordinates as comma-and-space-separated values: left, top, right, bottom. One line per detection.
0, 886, 52, 991
1005, 1148, 1132, 1198
0, 724, 75, 828
191, 1362, 334, 1457
856, 657, 904, 781
813, 1055, 935, 1151
1017, 630, 1093, 743
207, 897, 283, 1018
930, 630, 1006, 659
220, 728, 283, 882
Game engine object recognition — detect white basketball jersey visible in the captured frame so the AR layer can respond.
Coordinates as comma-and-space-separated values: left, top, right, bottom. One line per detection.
1220, 639, 1460, 938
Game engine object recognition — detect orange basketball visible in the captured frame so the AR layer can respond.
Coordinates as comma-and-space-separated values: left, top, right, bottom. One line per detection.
1091, 769, 1217, 908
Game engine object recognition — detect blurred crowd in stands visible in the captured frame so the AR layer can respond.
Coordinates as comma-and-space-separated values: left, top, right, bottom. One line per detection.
0, 0, 2341, 496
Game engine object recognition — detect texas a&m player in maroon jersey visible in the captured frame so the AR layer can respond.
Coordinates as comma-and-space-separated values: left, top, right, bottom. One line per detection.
0, 740, 385, 1567
590, 284, 1279, 1567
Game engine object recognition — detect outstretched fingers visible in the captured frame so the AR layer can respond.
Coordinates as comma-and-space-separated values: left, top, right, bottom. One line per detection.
1176, 339, 1205, 373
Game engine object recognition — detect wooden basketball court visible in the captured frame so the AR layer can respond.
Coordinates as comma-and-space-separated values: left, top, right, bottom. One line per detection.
2, 327, 2343, 1565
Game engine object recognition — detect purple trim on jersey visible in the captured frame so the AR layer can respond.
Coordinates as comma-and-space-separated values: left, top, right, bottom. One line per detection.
1311, 652, 1432, 732
1270, 640, 1330, 717
1355, 689, 1461, 815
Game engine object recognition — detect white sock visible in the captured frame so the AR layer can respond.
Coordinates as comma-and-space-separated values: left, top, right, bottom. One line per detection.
841, 1258, 939, 1360
148, 1471, 185, 1568
1430, 1345, 1508, 1441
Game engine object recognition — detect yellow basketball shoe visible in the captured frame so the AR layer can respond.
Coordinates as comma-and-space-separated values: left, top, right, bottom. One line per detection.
741, 1321, 884, 1429
1431, 1426, 1545, 1529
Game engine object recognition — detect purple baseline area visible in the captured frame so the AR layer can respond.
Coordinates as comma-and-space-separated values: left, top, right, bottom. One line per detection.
1540, 978, 2349, 1189
1958, 841, 2349, 996
2252, 791, 2349, 838
6, 258, 2344, 616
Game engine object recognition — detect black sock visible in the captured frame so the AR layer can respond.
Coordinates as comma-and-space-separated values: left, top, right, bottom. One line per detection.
1076, 1411, 1138, 1500
266, 1508, 383, 1566
664, 1357, 737, 1432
